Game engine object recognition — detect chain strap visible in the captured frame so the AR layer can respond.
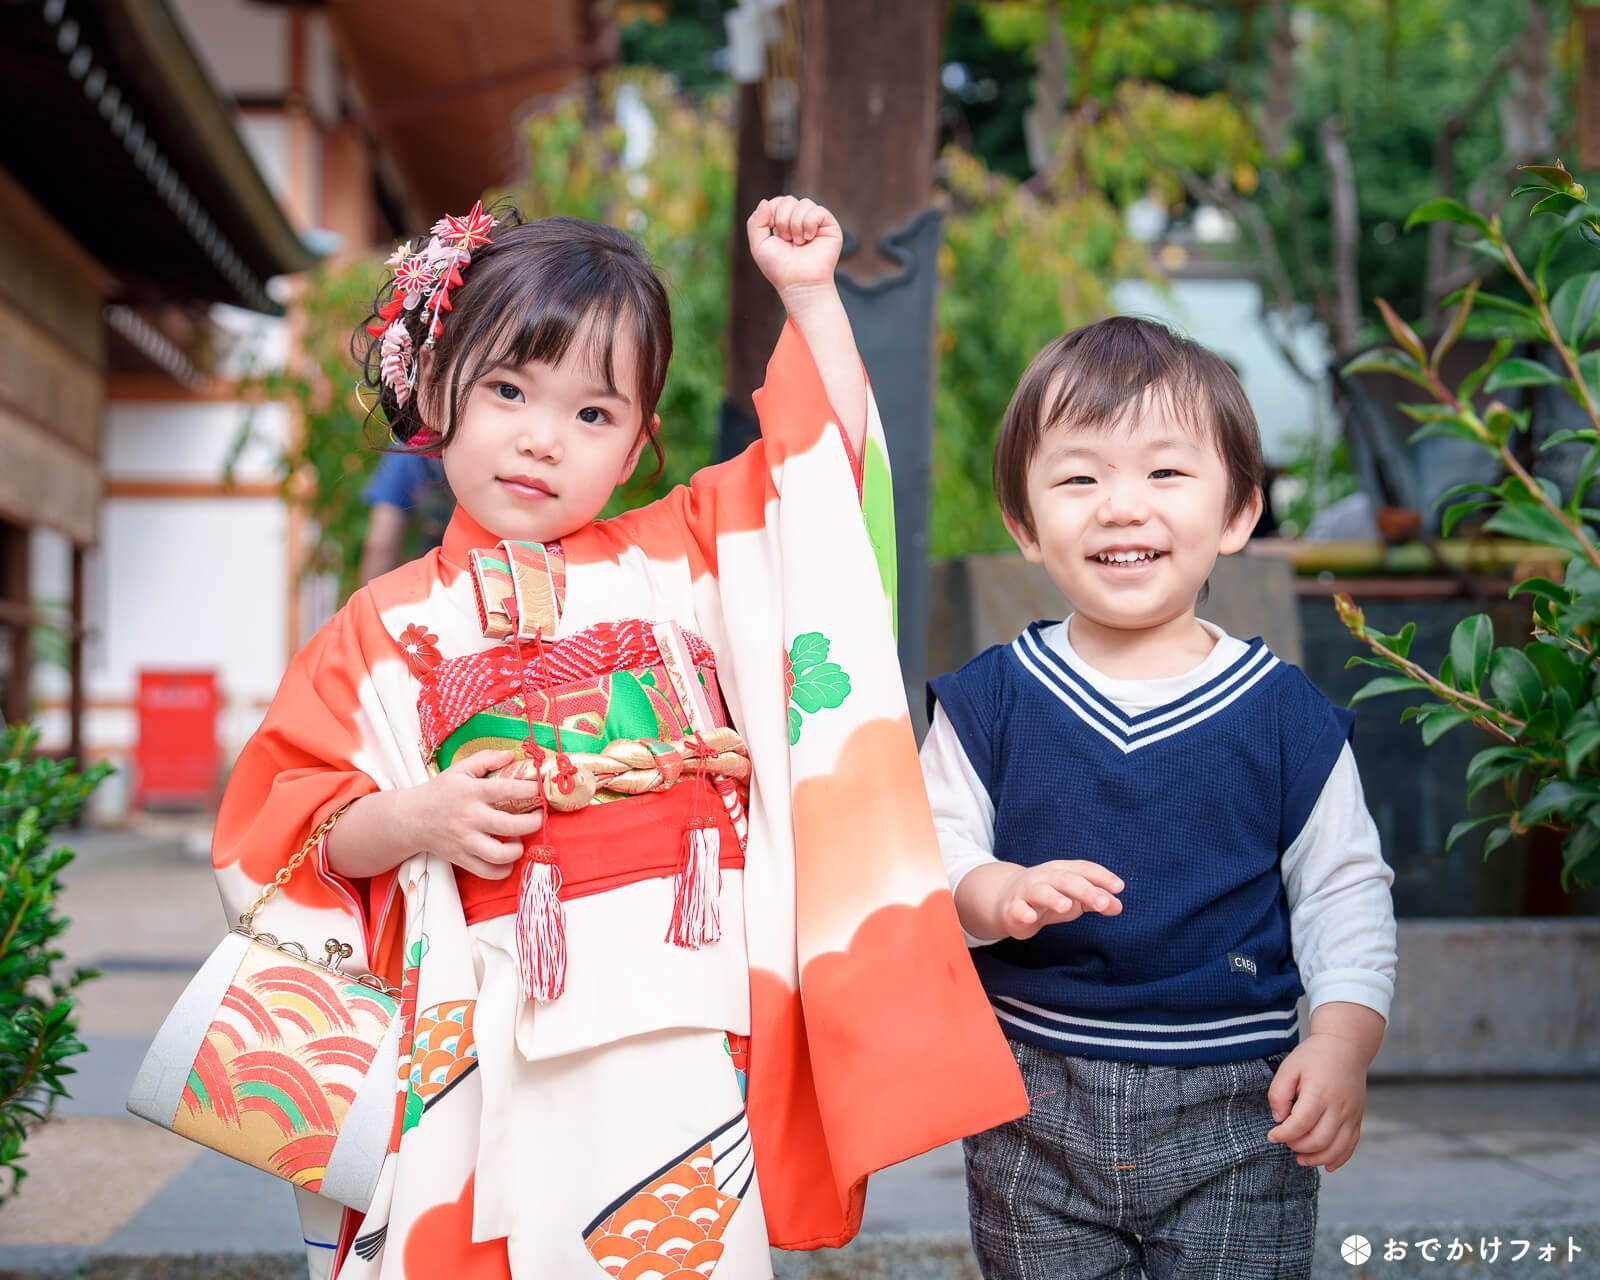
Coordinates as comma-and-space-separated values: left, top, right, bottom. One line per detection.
240, 803, 351, 930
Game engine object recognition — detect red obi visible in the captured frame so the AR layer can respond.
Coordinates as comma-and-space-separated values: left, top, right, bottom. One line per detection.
457, 779, 745, 927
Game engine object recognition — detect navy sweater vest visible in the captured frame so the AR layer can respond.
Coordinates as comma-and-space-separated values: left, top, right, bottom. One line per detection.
928, 624, 1354, 1066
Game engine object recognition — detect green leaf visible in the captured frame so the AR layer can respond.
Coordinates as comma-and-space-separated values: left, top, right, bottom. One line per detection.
1442, 500, 1491, 537
1483, 504, 1589, 557
1341, 350, 1435, 393
1349, 675, 1423, 706
1405, 197, 1492, 236
1551, 271, 1600, 348
1542, 429, 1600, 451
1420, 706, 1473, 745
1446, 813, 1508, 851
1520, 779, 1590, 827
1408, 421, 1488, 447
1449, 614, 1495, 693
1562, 820, 1600, 880
787, 705, 802, 746
1466, 744, 1535, 800
1369, 622, 1417, 661
1436, 481, 1500, 504
1566, 725, 1600, 775
1508, 577, 1575, 606
1531, 191, 1585, 218
1399, 402, 1468, 424
1487, 648, 1544, 720
1462, 293, 1540, 323
1483, 358, 1562, 393
1525, 640, 1587, 702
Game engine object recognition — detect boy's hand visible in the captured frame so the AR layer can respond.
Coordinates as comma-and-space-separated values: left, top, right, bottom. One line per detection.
746, 196, 844, 306
401, 750, 545, 881
1266, 1032, 1369, 1171
968, 859, 1124, 941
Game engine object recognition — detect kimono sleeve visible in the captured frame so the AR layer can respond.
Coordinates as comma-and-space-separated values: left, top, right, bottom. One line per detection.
211, 588, 407, 976
614, 319, 892, 606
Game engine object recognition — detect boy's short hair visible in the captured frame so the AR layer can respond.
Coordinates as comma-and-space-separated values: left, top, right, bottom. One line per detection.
993, 316, 1266, 537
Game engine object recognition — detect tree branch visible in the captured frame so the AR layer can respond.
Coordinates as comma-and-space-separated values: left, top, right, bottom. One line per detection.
1426, 45, 1516, 329
1321, 115, 1362, 353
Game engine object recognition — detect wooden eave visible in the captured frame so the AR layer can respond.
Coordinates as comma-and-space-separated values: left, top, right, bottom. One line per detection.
1, 0, 319, 313
322, 0, 605, 217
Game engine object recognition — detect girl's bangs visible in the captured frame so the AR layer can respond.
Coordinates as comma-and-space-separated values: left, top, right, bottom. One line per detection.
467, 267, 630, 395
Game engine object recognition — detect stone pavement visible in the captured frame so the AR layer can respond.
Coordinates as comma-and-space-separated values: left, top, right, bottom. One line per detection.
2, 825, 1598, 1278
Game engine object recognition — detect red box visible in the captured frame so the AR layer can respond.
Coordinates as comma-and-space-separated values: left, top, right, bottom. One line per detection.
134, 670, 220, 808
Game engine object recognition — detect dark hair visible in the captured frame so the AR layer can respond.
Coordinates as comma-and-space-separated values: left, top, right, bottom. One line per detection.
354, 210, 672, 482
993, 316, 1265, 537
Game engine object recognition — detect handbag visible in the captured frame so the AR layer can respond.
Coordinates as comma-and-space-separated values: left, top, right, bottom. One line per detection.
126, 806, 402, 1213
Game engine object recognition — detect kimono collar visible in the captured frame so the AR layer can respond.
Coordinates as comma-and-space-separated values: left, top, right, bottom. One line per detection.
440, 508, 506, 572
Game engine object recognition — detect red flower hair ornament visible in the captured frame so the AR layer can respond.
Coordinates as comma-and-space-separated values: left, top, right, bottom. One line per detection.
368, 201, 498, 423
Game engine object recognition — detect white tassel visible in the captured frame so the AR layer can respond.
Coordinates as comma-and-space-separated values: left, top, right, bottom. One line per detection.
515, 848, 566, 1000
667, 819, 722, 948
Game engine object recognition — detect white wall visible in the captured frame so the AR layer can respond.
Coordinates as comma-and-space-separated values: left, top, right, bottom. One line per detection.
50, 3, 362, 820
104, 402, 290, 480
1111, 277, 1331, 465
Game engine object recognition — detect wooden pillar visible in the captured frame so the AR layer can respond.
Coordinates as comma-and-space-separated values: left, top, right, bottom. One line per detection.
69, 544, 84, 762
794, 0, 944, 282
1, 520, 29, 728
794, 0, 947, 721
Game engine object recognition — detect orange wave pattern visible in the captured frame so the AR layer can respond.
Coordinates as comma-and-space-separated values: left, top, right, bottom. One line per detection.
583, 1140, 739, 1278
408, 1000, 478, 1103
174, 945, 399, 1192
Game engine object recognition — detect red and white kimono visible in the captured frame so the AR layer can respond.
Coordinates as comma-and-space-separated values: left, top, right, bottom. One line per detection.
210, 325, 1027, 1278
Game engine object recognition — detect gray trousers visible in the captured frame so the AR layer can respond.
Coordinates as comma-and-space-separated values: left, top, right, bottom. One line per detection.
963, 1037, 1318, 1280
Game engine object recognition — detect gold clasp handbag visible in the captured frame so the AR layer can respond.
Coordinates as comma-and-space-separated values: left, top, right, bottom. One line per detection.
126, 808, 401, 1213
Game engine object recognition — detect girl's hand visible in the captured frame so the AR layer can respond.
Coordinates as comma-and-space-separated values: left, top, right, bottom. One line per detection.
746, 196, 844, 305
401, 749, 545, 880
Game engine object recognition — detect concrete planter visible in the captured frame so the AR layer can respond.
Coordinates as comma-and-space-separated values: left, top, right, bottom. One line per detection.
1373, 919, 1600, 1077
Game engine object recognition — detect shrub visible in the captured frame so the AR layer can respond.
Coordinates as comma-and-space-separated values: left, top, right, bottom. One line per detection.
0, 726, 109, 1203
1339, 162, 1600, 885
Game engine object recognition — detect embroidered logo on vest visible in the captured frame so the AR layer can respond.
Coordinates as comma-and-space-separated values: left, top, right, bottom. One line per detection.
1228, 951, 1259, 979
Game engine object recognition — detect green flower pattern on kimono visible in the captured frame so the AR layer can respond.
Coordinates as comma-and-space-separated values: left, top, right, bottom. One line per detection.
784, 631, 851, 744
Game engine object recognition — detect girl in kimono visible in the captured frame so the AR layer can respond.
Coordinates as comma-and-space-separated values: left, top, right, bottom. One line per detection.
209, 196, 1026, 1279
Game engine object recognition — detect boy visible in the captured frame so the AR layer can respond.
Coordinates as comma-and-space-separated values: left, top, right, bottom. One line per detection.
923, 317, 1396, 1279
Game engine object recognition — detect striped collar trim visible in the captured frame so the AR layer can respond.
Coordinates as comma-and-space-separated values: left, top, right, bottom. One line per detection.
1011, 624, 1279, 755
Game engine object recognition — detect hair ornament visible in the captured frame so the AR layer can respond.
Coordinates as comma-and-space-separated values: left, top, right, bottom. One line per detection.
368, 200, 498, 409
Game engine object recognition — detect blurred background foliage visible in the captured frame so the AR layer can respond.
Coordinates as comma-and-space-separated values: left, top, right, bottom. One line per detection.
267, 0, 1583, 594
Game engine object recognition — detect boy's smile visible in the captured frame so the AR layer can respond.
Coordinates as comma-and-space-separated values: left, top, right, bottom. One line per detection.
1004, 391, 1261, 674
